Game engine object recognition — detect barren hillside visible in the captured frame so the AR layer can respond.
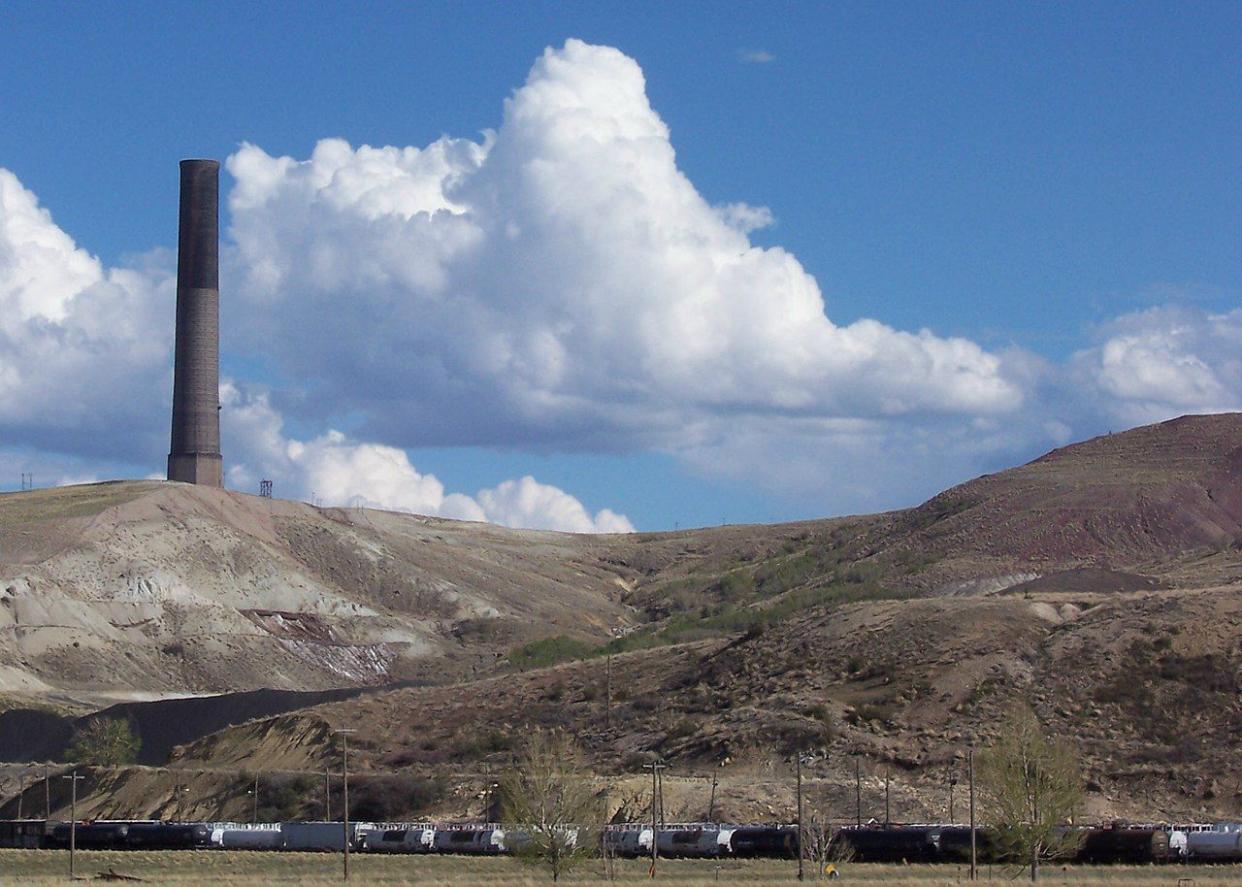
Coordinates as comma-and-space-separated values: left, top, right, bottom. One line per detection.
3, 413, 1242, 823
0, 481, 643, 709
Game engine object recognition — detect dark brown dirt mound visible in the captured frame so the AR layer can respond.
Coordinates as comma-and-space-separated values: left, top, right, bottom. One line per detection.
0, 684, 410, 765
1002, 568, 1169, 595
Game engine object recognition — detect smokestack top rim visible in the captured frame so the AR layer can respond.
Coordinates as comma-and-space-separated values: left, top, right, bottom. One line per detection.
179, 158, 221, 169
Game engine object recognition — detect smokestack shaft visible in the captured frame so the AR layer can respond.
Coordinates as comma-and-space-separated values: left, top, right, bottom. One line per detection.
167, 159, 223, 486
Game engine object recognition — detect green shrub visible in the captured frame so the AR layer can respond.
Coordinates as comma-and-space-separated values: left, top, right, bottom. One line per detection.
458, 728, 514, 758
65, 717, 140, 766
506, 635, 596, 670
718, 571, 755, 600
348, 775, 446, 821
252, 773, 317, 821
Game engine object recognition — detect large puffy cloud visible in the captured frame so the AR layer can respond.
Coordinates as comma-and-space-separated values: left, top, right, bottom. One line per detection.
0, 169, 173, 460
476, 476, 634, 534
1074, 306, 1242, 426
0, 169, 100, 323
221, 383, 633, 533
224, 39, 1022, 457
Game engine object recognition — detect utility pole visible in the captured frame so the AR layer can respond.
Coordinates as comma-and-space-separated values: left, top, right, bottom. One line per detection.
657, 765, 665, 832
324, 768, 331, 821
949, 769, 958, 823
796, 754, 805, 881
173, 784, 190, 821
643, 761, 665, 878
334, 729, 357, 881
44, 765, 50, 819
482, 762, 492, 821
968, 746, 977, 882
62, 771, 84, 880
855, 758, 861, 828
16, 775, 23, 820
884, 768, 890, 826
248, 774, 259, 824
605, 654, 612, 728
707, 770, 718, 822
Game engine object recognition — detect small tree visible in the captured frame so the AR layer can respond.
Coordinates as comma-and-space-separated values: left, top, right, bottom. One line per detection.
499, 728, 603, 882
979, 705, 1083, 882
66, 717, 141, 766
805, 815, 850, 880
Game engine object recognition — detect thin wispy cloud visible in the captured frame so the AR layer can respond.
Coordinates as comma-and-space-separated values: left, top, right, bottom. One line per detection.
738, 48, 775, 64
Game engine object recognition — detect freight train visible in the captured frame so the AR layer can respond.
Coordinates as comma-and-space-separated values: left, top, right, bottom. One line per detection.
3, 819, 1242, 864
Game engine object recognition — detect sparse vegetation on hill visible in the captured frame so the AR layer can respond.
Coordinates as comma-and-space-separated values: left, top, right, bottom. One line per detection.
3, 414, 1242, 825
507, 636, 599, 671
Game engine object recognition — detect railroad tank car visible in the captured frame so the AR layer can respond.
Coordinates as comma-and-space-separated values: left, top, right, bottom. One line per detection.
937, 826, 999, 863
656, 825, 735, 858
0, 820, 50, 849
432, 825, 504, 854
1076, 827, 1171, 864
1186, 830, 1242, 861
361, 826, 436, 853
500, 826, 580, 854
125, 822, 213, 849
48, 822, 130, 850
729, 825, 798, 859
603, 826, 653, 858
832, 826, 940, 862
213, 826, 284, 850
280, 821, 372, 851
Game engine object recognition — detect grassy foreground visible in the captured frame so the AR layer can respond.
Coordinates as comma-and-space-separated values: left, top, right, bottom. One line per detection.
1, 851, 1240, 886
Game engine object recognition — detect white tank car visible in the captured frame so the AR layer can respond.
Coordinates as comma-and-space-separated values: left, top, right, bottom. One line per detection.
604, 826, 653, 857
1187, 830, 1242, 860
433, 825, 505, 854
361, 826, 435, 853
215, 827, 284, 850
656, 825, 736, 858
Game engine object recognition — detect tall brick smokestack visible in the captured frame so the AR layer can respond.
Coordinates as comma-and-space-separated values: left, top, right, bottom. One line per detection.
167, 159, 223, 486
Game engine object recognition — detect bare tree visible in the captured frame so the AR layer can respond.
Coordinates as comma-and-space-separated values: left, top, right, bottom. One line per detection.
978, 705, 1083, 882
499, 728, 604, 882
805, 814, 849, 880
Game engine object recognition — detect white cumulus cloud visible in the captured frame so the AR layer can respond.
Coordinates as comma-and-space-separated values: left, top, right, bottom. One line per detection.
223, 39, 1022, 460
476, 476, 635, 534
1074, 305, 1242, 426
0, 169, 173, 460
221, 382, 633, 533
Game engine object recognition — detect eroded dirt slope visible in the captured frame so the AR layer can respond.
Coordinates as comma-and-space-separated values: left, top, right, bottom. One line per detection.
162, 582, 1242, 823
0, 482, 644, 708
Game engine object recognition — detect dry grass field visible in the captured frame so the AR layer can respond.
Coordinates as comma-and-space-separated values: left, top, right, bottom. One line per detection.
0, 851, 1239, 886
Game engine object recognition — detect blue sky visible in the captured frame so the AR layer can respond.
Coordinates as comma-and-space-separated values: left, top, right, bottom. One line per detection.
1, 2, 1239, 530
